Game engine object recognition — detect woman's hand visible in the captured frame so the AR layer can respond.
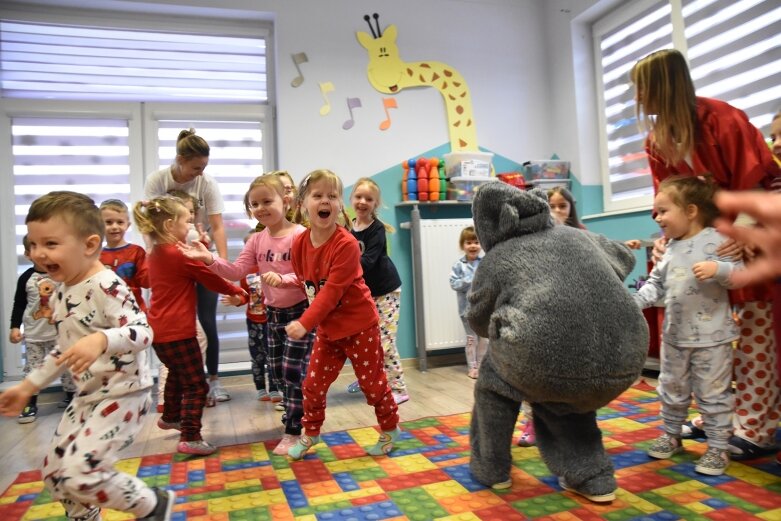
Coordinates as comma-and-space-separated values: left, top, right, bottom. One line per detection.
177, 240, 213, 264
651, 237, 668, 264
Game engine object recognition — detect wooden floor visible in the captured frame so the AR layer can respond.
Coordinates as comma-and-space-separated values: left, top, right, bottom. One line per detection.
0, 360, 476, 493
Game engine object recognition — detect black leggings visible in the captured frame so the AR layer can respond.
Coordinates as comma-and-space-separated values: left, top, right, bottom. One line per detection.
196, 283, 220, 376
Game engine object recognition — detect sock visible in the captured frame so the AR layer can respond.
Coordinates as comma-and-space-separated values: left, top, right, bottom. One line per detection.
29, 394, 38, 407
367, 427, 402, 456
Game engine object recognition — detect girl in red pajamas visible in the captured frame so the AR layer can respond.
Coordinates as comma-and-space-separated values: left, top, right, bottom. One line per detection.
134, 196, 244, 456
632, 49, 781, 460
285, 169, 401, 460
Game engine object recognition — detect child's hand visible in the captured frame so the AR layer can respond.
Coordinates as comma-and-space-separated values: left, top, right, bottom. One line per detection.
0, 381, 38, 416
9, 328, 22, 343
57, 332, 107, 377
692, 261, 718, 281
261, 272, 283, 287
624, 239, 642, 250
196, 223, 211, 247
285, 320, 307, 340
651, 237, 668, 264
177, 240, 213, 264
220, 294, 243, 307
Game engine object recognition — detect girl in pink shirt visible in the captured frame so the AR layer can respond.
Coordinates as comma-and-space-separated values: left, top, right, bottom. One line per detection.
179, 172, 313, 456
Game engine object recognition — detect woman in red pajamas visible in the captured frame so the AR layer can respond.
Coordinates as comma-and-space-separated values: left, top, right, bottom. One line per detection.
632, 49, 781, 460
284, 169, 401, 460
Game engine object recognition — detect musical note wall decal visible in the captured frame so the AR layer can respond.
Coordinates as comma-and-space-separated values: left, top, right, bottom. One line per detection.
342, 97, 362, 130
379, 97, 397, 130
318, 82, 335, 116
290, 52, 308, 88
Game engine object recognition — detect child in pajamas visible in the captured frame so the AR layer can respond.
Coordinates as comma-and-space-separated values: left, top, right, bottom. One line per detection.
0, 191, 173, 521
285, 169, 400, 460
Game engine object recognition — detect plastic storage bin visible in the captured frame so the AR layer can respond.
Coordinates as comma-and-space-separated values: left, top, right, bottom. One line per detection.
444, 151, 493, 179
449, 176, 497, 201
524, 160, 570, 180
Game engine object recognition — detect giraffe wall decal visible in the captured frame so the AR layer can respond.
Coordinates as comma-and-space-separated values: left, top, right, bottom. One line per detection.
356, 14, 479, 152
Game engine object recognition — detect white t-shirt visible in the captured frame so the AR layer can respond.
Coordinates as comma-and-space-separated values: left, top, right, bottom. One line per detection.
144, 166, 225, 232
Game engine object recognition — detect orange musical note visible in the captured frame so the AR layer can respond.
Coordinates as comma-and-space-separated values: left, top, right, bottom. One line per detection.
290, 52, 308, 88
342, 97, 362, 130
379, 97, 398, 130
319, 82, 335, 116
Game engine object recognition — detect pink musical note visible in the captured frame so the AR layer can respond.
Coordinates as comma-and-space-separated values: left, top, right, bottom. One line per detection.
342, 97, 362, 130
319, 82, 335, 116
290, 52, 308, 88
379, 98, 398, 131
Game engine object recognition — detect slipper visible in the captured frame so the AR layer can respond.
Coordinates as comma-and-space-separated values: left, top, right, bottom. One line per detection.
681, 420, 706, 439
727, 435, 778, 461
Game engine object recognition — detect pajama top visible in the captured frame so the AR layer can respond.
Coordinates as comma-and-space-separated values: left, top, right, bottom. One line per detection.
100, 243, 149, 312
25, 268, 154, 402
10, 267, 59, 342
633, 227, 740, 347
291, 226, 378, 339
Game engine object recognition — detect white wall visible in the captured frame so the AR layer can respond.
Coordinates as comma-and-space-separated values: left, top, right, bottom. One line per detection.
10, 0, 570, 185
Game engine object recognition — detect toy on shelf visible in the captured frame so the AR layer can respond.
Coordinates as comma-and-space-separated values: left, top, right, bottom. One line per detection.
401, 156, 446, 201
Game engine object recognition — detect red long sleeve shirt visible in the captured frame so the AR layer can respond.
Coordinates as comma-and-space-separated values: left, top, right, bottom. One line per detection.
100, 243, 150, 312
291, 226, 378, 340
147, 243, 243, 343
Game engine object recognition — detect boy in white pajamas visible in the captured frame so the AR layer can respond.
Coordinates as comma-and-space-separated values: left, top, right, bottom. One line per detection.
0, 191, 173, 521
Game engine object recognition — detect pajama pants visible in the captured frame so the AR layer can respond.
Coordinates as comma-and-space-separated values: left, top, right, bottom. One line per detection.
375, 290, 407, 394
24, 339, 76, 393
153, 338, 209, 442
248, 320, 277, 392
302, 323, 398, 436
733, 301, 780, 447
460, 317, 489, 371
266, 301, 313, 436
42, 390, 156, 520
157, 320, 207, 406
658, 341, 734, 449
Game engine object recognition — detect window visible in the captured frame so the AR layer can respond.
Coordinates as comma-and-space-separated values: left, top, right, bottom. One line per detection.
594, 0, 781, 211
0, 7, 275, 380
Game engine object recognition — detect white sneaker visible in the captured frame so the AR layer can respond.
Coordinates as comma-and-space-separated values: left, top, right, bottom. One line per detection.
273, 434, 300, 456
210, 381, 231, 402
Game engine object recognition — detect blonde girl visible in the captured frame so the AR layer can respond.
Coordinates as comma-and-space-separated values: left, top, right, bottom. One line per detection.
178, 173, 313, 456
344, 178, 410, 404
134, 196, 243, 456
285, 169, 400, 460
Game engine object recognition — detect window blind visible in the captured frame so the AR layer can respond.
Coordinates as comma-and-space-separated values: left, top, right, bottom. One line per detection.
595, 0, 781, 210
12, 117, 131, 271
0, 20, 267, 102
597, 1, 672, 204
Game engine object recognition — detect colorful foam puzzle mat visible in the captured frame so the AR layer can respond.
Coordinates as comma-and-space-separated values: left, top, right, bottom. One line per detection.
2, 382, 780, 520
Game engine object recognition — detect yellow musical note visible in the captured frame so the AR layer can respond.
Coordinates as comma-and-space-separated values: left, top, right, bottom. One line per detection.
290, 52, 308, 88
379, 97, 398, 130
342, 97, 362, 130
319, 82, 335, 116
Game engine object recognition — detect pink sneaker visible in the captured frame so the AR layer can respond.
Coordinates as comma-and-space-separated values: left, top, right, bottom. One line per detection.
517, 421, 536, 447
157, 418, 181, 431
273, 434, 300, 456
177, 439, 216, 455
393, 393, 410, 405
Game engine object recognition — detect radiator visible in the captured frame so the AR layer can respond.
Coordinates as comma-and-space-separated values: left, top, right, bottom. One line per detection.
408, 217, 475, 368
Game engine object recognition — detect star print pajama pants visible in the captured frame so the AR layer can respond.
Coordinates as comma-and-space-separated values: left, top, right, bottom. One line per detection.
42, 390, 157, 520
374, 290, 407, 394
301, 323, 399, 436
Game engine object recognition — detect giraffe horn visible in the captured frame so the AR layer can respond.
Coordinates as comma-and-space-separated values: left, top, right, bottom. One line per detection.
373, 13, 382, 38
363, 15, 377, 38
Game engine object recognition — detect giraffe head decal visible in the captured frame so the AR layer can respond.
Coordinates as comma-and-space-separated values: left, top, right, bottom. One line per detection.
356, 13, 479, 151
356, 13, 405, 94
